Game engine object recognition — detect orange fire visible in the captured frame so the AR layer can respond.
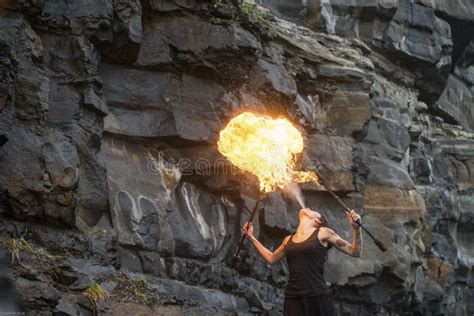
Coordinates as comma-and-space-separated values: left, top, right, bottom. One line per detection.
217, 112, 319, 192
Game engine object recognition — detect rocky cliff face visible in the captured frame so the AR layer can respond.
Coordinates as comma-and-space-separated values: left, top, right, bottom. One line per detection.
0, 0, 472, 315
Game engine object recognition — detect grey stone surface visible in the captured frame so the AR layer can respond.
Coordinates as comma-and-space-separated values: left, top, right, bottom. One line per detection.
41, 0, 113, 36
170, 182, 231, 259
418, 0, 474, 22
0, 0, 472, 315
100, 63, 225, 141
366, 156, 415, 189
307, 134, 355, 191
136, 14, 261, 81
434, 55, 474, 130
101, 136, 179, 253
260, 192, 291, 235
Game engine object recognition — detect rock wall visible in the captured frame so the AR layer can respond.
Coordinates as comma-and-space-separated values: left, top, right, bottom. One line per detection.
0, 0, 472, 315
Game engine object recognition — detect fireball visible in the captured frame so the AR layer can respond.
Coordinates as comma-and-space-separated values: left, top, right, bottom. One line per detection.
217, 112, 319, 192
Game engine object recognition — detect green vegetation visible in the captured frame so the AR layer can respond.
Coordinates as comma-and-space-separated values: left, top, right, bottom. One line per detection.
240, 0, 267, 24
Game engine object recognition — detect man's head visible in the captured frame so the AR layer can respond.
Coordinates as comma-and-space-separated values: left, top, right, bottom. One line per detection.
299, 208, 328, 227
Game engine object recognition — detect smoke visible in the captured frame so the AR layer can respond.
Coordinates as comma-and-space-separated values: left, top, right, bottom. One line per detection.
284, 181, 306, 208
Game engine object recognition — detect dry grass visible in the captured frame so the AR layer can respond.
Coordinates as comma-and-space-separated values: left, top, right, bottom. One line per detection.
0, 235, 33, 263
115, 272, 150, 304
83, 281, 111, 307
34, 247, 56, 264
0, 230, 55, 264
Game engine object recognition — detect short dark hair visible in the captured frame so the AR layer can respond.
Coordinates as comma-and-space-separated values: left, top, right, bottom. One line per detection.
319, 214, 329, 227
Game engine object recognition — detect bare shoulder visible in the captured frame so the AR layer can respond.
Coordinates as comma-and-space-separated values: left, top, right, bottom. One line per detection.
282, 235, 292, 246
319, 227, 336, 236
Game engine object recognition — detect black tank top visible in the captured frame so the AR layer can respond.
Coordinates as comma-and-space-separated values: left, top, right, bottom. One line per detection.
284, 228, 331, 298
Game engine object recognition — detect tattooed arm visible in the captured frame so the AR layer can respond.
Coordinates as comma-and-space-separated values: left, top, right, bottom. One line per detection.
321, 210, 362, 257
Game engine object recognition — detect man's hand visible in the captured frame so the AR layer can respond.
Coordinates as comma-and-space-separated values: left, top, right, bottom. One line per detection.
347, 209, 361, 228
242, 222, 254, 238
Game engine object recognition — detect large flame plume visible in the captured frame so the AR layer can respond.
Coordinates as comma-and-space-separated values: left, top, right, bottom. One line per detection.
217, 112, 319, 193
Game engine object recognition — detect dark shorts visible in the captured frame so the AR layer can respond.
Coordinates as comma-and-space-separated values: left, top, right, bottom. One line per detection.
284, 294, 335, 316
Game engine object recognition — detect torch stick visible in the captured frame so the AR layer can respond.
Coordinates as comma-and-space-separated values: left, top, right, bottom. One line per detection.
311, 163, 387, 252
231, 198, 261, 265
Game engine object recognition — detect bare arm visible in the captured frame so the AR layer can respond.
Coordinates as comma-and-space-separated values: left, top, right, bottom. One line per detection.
321, 210, 362, 257
243, 222, 290, 264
